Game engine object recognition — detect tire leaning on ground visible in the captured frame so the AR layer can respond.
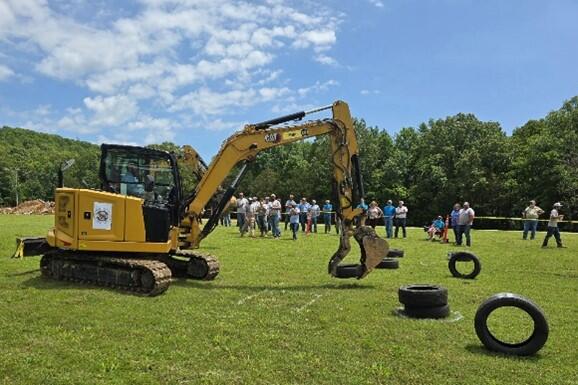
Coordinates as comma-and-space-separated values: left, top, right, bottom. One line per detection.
448, 251, 481, 279
474, 293, 549, 356
375, 258, 399, 269
387, 249, 404, 258
398, 284, 448, 307
404, 304, 450, 319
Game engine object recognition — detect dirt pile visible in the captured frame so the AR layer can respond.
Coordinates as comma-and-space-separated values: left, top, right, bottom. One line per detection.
0, 200, 55, 215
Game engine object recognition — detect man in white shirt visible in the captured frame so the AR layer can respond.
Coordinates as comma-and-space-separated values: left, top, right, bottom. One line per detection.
236, 192, 248, 233
522, 200, 544, 240
394, 200, 408, 238
456, 201, 475, 246
542, 202, 565, 248
269, 193, 282, 238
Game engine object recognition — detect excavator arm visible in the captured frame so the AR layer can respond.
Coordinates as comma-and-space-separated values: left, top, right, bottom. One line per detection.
180, 100, 389, 279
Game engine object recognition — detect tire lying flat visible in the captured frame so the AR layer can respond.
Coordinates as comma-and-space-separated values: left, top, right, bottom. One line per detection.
376, 258, 399, 269
475, 293, 549, 356
335, 263, 364, 278
398, 284, 448, 307
403, 304, 450, 319
448, 251, 481, 279
387, 249, 404, 258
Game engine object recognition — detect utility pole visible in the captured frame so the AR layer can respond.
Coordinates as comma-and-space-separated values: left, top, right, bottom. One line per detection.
3, 167, 19, 206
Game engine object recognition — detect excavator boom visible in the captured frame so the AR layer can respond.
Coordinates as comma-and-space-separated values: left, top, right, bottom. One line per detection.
181, 100, 389, 279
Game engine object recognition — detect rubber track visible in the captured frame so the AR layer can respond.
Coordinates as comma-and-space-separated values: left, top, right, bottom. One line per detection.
174, 250, 220, 280
40, 252, 172, 296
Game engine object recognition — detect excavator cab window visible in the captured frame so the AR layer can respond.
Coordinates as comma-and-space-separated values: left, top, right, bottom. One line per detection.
99, 144, 182, 225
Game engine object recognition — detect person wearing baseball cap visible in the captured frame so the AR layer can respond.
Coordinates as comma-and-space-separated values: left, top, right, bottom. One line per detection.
542, 202, 566, 248
522, 200, 544, 240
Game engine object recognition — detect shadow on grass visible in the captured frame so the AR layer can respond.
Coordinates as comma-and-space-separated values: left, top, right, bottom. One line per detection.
464, 344, 543, 361
20, 276, 154, 297
172, 280, 375, 291
5, 268, 40, 277
20, 275, 374, 294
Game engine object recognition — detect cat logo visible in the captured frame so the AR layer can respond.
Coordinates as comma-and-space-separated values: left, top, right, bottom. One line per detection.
264, 132, 281, 143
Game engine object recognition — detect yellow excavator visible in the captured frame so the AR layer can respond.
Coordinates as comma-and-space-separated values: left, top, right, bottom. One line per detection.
15, 100, 390, 295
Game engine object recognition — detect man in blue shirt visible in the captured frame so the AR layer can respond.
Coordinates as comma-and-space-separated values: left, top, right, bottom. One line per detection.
383, 199, 395, 238
298, 198, 310, 232
323, 200, 333, 233
450, 203, 461, 244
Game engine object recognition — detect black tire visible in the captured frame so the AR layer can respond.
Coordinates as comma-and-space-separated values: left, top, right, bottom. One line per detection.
375, 258, 399, 269
403, 304, 450, 319
474, 293, 549, 356
335, 263, 364, 278
387, 249, 404, 258
448, 252, 481, 279
398, 284, 448, 307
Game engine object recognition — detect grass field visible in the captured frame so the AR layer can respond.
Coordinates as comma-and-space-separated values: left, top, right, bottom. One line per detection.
1, 215, 577, 385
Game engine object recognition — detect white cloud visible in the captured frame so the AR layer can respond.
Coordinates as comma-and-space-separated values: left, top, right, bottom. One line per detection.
360, 89, 381, 95
0, 64, 14, 81
0, 0, 343, 145
315, 54, 337, 66
368, 0, 385, 8
83, 95, 139, 126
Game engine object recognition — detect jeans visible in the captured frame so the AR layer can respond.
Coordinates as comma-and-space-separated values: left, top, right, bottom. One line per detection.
222, 213, 231, 227
542, 226, 562, 247
384, 217, 393, 238
270, 214, 280, 238
456, 224, 471, 246
311, 217, 318, 232
257, 215, 267, 234
300, 213, 307, 232
523, 220, 538, 240
452, 226, 459, 243
237, 212, 246, 233
284, 213, 290, 230
290, 222, 299, 240
395, 218, 407, 238
324, 214, 332, 233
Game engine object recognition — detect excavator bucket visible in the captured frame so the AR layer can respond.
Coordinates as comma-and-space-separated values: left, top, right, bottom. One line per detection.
354, 226, 389, 278
328, 224, 389, 279
13, 237, 52, 258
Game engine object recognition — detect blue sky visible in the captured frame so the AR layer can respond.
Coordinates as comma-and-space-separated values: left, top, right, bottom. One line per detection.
1, 0, 577, 160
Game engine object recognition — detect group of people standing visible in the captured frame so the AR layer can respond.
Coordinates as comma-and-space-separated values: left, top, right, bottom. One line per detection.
360, 199, 409, 238
449, 202, 476, 246
223, 193, 568, 248
227, 193, 340, 241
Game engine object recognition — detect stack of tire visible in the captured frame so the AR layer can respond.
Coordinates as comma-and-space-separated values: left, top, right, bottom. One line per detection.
398, 284, 450, 319
375, 249, 404, 270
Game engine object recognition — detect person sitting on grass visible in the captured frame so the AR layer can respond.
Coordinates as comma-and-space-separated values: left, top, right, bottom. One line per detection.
426, 216, 445, 241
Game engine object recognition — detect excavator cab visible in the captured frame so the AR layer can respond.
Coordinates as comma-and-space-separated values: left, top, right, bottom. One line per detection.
99, 144, 183, 227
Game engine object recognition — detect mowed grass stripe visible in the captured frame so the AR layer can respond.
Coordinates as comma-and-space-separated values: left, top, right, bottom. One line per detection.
0, 215, 577, 385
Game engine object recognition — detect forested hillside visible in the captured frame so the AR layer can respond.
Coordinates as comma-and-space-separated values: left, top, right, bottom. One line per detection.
0, 128, 100, 204
1, 96, 577, 224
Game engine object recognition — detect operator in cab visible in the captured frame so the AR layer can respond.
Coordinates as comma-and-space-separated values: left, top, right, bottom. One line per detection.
121, 161, 145, 197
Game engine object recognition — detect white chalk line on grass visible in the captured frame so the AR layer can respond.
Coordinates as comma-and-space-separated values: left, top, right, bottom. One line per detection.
236, 289, 269, 305
294, 293, 323, 313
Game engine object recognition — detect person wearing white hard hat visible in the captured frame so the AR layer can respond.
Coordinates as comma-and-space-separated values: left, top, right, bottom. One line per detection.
542, 202, 566, 248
